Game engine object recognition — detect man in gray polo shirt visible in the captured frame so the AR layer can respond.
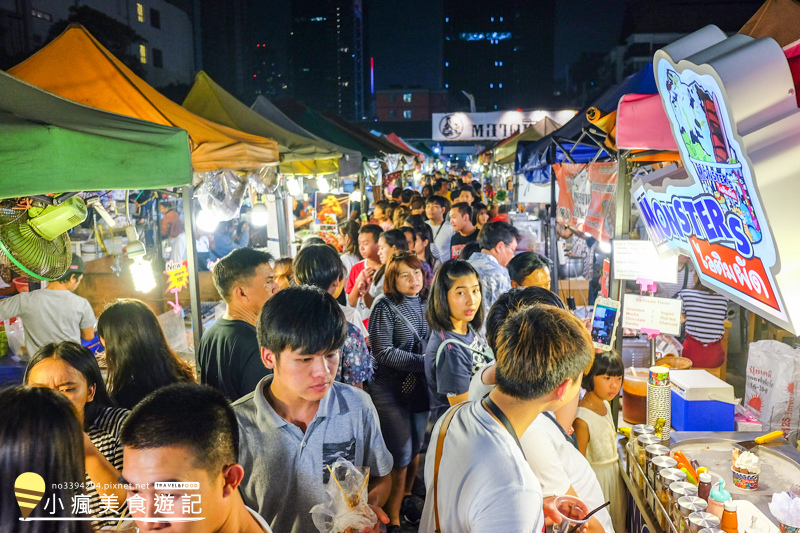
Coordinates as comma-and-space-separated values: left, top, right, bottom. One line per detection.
233, 286, 393, 533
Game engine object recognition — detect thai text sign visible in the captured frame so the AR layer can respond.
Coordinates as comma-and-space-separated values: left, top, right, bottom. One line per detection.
640, 26, 800, 333
555, 162, 617, 242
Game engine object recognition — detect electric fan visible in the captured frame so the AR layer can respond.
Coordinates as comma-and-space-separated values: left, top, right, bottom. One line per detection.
0, 196, 88, 281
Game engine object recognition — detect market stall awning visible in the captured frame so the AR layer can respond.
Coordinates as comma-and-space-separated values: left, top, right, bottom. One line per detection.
515, 63, 658, 183
274, 98, 382, 159
494, 116, 561, 165
0, 70, 191, 198
616, 94, 679, 150
9, 24, 278, 171
250, 95, 362, 177
386, 133, 423, 157
740, 0, 800, 47
183, 71, 341, 176
322, 112, 415, 156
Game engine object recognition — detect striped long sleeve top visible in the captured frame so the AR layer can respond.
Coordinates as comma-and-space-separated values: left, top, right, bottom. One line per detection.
368, 295, 429, 387
678, 288, 728, 343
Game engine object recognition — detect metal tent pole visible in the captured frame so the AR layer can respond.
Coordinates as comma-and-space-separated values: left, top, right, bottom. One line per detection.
181, 185, 203, 345
548, 142, 559, 295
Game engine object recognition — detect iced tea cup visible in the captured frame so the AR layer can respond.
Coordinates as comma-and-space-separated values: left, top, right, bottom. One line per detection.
552, 495, 590, 533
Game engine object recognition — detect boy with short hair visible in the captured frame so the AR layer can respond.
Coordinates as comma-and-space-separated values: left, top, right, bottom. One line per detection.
448, 202, 478, 259
234, 287, 393, 533
120, 383, 273, 532
420, 305, 594, 532
424, 195, 454, 266
346, 224, 383, 309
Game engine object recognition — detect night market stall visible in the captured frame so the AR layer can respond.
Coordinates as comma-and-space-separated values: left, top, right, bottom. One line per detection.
0, 69, 193, 384
9, 24, 281, 344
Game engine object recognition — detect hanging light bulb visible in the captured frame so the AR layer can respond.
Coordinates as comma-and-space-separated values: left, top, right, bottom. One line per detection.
316, 176, 330, 194
196, 209, 220, 232
286, 177, 302, 196
349, 190, 362, 203
125, 226, 156, 292
130, 255, 157, 292
251, 203, 268, 227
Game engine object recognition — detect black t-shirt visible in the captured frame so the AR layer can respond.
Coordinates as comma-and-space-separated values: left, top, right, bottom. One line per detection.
450, 229, 479, 259
196, 318, 271, 401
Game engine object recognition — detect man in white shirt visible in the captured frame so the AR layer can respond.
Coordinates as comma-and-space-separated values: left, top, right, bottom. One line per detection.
420, 304, 594, 532
424, 195, 454, 267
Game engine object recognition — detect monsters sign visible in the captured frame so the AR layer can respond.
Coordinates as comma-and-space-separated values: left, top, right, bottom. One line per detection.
637, 25, 800, 333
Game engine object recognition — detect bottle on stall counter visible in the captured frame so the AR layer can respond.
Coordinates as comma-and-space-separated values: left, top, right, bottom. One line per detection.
720, 500, 738, 533
708, 479, 731, 519
698, 472, 712, 502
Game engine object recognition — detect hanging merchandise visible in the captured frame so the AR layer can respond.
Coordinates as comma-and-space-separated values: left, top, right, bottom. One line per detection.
363, 160, 383, 186
554, 162, 618, 242
193, 169, 249, 222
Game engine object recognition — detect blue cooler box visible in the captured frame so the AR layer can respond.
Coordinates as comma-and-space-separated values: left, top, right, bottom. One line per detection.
670, 370, 735, 432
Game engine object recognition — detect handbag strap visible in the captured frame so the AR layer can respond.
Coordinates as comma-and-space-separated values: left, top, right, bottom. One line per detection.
433, 401, 468, 533
434, 328, 495, 369
382, 297, 424, 344
482, 395, 525, 458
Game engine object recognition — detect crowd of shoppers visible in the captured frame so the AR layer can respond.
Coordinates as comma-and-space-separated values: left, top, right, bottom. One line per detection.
1, 176, 638, 533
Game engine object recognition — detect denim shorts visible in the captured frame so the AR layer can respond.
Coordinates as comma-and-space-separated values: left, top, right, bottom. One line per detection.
369, 381, 429, 468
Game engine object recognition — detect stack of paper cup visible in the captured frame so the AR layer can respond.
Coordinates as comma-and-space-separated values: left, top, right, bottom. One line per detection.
647, 366, 671, 445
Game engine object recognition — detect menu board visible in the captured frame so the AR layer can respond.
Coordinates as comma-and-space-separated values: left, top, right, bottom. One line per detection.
613, 240, 678, 283
622, 294, 682, 335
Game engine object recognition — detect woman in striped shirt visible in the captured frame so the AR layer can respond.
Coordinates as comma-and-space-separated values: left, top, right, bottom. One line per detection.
368, 251, 430, 531
25, 341, 129, 527
678, 274, 729, 368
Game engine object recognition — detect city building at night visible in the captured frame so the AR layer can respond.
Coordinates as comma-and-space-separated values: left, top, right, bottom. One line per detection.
289, 0, 365, 120
0, 0, 195, 87
374, 88, 448, 122
442, 0, 555, 111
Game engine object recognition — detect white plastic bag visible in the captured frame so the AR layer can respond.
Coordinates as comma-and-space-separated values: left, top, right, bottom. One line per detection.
744, 340, 800, 441
4, 318, 25, 357
310, 458, 376, 533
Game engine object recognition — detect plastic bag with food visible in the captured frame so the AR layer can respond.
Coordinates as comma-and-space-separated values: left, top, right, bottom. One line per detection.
310, 458, 376, 533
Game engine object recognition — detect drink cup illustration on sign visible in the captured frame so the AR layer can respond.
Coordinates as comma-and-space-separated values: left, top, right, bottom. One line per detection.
664, 69, 762, 244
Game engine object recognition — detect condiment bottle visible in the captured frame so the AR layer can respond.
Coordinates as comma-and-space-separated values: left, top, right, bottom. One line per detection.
720, 500, 738, 533
707, 479, 731, 519
698, 472, 712, 502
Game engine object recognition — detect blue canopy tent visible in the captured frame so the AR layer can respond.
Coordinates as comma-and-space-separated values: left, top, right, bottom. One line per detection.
514, 63, 657, 296
515, 63, 657, 183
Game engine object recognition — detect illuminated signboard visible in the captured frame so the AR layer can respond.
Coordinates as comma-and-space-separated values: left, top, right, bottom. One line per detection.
432, 110, 576, 141
636, 25, 800, 333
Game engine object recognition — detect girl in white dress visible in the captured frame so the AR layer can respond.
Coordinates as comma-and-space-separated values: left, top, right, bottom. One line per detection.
574, 352, 627, 533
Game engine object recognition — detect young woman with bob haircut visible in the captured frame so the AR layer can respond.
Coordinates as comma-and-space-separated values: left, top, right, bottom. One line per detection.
424, 260, 493, 421
368, 251, 430, 531
97, 299, 195, 410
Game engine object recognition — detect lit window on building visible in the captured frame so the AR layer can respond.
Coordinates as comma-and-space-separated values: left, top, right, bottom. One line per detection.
445, 62, 449, 67
137, 3, 144, 22
491, 17, 494, 22
150, 8, 160, 28
403, 110, 412, 119
500, 16, 503, 22
139, 44, 147, 64
445, 83, 449, 88
403, 93, 412, 103
489, 83, 493, 88
445, 17, 449, 22
499, 61, 503, 66
459, 32, 511, 42
153, 48, 163, 68
31, 8, 52, 21
499, 83, 503, 88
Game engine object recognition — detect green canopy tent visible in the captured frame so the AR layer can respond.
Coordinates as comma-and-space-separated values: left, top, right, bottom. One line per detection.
183, 71, 343, 177
0, 70, 191, 198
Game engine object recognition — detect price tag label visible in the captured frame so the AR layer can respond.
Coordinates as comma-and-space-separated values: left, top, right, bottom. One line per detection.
622, 294, 682, 335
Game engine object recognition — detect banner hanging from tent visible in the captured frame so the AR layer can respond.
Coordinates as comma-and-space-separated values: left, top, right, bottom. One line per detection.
554, 162, 617, 242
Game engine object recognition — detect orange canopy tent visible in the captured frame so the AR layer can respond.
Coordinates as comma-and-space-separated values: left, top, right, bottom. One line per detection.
9, 24, 279, 171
